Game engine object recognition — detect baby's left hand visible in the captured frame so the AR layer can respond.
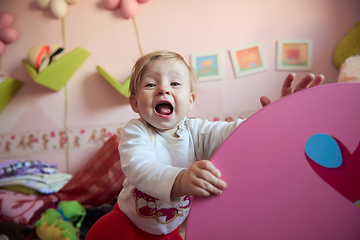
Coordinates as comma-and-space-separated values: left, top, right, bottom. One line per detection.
260, 73, 325, 107
171, 160, 226, 198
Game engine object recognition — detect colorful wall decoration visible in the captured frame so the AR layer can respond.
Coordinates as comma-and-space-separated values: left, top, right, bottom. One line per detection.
230, 42, 268, 77
191, 51, 223, 81
0, 110, 254, 158
277, 39, 313, 71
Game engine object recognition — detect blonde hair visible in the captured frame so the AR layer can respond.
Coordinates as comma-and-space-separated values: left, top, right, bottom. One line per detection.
129, 50, 197, 96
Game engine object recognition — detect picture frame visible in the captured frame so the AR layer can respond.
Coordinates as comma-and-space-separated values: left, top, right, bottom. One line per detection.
276, 39, 313, 71
229, 42, 268, 78
191, 51, 223, 81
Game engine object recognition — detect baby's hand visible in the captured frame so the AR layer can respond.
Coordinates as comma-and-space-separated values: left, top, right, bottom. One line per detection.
260, 73, 324, 107
171, 160, 226, 197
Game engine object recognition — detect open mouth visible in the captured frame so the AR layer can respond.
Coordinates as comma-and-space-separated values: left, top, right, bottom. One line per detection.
155, 102, 173, 116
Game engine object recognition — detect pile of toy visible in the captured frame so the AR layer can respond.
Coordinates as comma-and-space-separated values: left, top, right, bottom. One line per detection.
0, 160, 86, 240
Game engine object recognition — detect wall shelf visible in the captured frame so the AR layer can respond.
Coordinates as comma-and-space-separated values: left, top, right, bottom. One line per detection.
22, 47, 90, 91
96, 65, 130, 98
0, 78, 23, 114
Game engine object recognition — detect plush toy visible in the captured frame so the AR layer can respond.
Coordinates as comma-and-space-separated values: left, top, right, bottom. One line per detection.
57, 201, 86, 228
333, 22, 360, 69
35, 200, 86, 240
338, 55, 360, 83
35, 209, 78, 240
27, 43, 65, 72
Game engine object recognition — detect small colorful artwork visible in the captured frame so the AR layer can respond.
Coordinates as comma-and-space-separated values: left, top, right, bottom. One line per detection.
191, 51, 223, 81
230, 42, 268, 77
277, 39, 313, 70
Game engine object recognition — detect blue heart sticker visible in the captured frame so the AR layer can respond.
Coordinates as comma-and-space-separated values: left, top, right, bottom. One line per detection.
305, 134, 342, 168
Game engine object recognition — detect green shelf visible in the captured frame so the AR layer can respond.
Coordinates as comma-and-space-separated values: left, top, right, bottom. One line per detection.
96, 65, 130, 98
22, 47, 90, 91
0, 78, 23, 114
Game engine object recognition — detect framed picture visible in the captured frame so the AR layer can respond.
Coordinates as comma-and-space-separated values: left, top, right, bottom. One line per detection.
191, 51, 223, 81
276, 39, 313, 71
229, 42, 268, 78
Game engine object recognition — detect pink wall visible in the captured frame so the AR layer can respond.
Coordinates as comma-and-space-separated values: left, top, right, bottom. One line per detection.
0, 0, 359, 174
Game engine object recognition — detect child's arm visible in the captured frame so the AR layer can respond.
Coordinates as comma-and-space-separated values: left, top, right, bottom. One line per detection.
260, 73, 324, 107
171, 160, 226, 198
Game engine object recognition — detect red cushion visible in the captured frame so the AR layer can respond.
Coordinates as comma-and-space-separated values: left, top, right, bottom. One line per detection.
0, 189, 58, 226
56, 135, 125, 208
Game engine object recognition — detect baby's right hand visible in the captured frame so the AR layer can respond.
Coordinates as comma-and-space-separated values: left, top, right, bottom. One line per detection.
171, 160, 226, 197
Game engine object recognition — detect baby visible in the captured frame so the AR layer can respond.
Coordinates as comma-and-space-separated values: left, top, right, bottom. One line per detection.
86, 50, 324, 240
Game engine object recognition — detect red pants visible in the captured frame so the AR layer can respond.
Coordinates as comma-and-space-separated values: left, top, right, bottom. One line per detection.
86, 203, 183, 240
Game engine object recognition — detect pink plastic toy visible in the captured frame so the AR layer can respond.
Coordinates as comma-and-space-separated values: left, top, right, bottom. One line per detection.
186, 83, 360, 240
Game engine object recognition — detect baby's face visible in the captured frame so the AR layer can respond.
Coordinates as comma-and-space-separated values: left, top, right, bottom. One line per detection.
130, 59, 195, 137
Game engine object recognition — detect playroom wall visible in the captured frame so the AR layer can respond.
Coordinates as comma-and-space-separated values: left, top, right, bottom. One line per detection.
0, 0, 359, 174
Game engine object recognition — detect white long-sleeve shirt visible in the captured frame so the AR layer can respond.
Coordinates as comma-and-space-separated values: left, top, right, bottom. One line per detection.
118, 117, 243, 235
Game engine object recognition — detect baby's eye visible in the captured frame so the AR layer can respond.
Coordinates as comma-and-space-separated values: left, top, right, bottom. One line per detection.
145, 83, 155, 87
171, 82, 180, 86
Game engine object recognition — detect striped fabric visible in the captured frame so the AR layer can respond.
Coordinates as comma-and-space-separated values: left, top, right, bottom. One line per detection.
56, 135, 125, 208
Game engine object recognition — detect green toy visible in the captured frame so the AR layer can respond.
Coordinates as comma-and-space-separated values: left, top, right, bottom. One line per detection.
333, 21, 360, 69
57, 201, 86, 228
35, 201, 86, 240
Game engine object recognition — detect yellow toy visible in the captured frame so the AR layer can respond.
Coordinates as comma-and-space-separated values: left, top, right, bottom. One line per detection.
35, 201, 86, 240
333, 22, 360, 69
